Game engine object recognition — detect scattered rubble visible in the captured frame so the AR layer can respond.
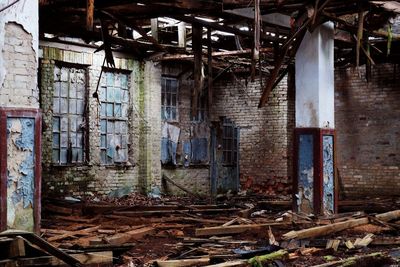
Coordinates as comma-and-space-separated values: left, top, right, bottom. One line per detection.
3, 195, 400, 266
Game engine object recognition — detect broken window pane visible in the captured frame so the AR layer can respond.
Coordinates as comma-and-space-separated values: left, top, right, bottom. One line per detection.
100, 71, 130, 164
52, 65, 86, 164
161, 77, 178, 121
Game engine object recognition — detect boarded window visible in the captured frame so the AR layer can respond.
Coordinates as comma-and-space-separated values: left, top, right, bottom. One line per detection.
222, 118, 238, 165
100, 71, 129, 164
52, 65, 86, 164
161, 77, 178, 121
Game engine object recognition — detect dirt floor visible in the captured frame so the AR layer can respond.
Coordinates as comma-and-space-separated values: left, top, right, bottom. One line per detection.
37, 193, 400, 267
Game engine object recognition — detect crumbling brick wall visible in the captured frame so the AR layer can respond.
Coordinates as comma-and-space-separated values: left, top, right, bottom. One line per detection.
39, 42, 161, 198
335, 64, 400, 198
211, 73, 295, 197
1, 22, 38, 107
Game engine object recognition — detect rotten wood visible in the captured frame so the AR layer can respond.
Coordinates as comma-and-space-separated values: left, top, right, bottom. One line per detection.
156, 257, 210, 267
310, 252, 386, 267
151, 18, 158, 41
0, 230, 83, 267
162, 47, 273, 60
178, 22, 187, 48
207, 27, 213, 110
47, 226, 100, 242
204, 260, 248, 267
8, 236, 26, 258
251, 0, 260, 81
356, 7, 366, 66
283, 210, 400, 240
192, 22, 203, 117
196, 222, 312, 237
7, 251, 113, 267
103, 226, 155, 245
86, 0, 94, 31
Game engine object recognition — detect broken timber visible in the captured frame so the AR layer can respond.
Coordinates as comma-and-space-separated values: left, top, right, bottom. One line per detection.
282, 210, 400, 240
196, 222, 312, 237
103, 226, 155, 245
156, 257, 210, 267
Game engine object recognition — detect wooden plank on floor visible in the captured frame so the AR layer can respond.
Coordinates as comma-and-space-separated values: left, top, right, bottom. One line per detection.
157, 257, 210, 267
104, 227, 155, 245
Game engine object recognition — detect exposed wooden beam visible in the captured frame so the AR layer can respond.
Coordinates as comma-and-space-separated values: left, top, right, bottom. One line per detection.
258, 18, 310, 108
356, 8, 366, 66
171, 15, 279, 43
178, 22, 187, 48
192, 23, 203, 117
86, 0, 94, 31
322, 12, 400, 41
251, 0, 261, 81
151, 18, 159, 41
161, 47, 273, 60
207, 28, 213, 109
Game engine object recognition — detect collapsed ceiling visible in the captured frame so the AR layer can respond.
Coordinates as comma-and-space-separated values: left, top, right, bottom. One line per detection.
39, 0, 400, 106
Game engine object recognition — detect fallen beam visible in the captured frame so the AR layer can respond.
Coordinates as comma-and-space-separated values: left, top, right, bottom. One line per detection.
282, 210, 400, 240
103, 227, 155, 245
195, 222, 310, 237
204, 260, 248, 267
156, 257, 210, 267
7, 251, 113, 267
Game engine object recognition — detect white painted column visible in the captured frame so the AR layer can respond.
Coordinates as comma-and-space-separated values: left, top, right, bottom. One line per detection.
296, 22, 334, 129
294, 22, 336, 215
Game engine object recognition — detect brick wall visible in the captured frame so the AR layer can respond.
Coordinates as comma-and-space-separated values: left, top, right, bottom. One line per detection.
39, 42, 161, 198
1, 22, 38, 108
211, 73, 295, 197
335, 64, 400, 198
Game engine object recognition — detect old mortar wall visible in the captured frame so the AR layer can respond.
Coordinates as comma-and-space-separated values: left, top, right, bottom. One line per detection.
335, 64, 400, 198
211, 74, 295, 197
39, 41, 161, 198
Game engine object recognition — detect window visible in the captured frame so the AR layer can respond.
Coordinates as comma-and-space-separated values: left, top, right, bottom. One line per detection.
99, 71, 129, 164
161, 77, 178, 121
222, 118, 238, 165
52, 65, 86, 164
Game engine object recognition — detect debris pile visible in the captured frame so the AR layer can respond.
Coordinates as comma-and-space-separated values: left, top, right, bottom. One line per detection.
33, 195, 400, 266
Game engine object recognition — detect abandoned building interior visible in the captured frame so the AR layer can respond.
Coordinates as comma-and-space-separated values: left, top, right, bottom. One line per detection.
0, 0, 400, 266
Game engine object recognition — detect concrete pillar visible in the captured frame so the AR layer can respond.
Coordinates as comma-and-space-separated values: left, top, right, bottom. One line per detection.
294, 22, 337, 215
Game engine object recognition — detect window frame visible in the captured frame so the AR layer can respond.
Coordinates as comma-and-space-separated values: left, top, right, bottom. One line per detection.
161, 76, 179, 122
99, 70, 130, 165
51, 63, 88, 166
222, 118, 238, 166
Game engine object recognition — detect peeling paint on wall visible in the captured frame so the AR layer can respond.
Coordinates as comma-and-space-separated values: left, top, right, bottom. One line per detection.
323, 135, 334, 214
297, 134, 314, 214
6, 117, 35, 231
